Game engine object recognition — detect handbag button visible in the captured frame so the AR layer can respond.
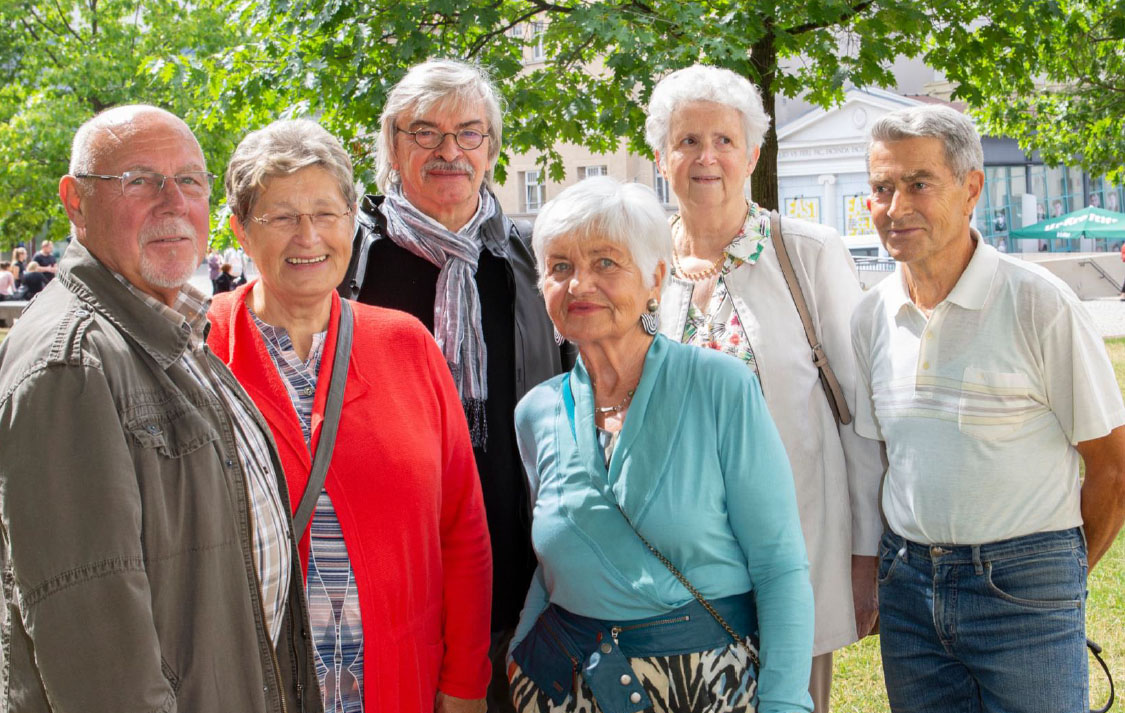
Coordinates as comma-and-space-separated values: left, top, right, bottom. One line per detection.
620, 674, 631, 685
600, 642, 612, 654
630, 692, 642, 704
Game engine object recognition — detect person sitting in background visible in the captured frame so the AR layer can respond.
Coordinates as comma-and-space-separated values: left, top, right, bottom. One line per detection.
509, 177, 813, 713
214, 262, 239, 293
17, 261, 49, 300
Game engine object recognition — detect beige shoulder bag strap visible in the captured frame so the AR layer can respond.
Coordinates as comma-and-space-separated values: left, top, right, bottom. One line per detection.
768, 211, 852, 426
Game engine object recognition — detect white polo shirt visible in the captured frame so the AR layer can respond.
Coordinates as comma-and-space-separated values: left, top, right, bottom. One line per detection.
851, 237, 1125, 545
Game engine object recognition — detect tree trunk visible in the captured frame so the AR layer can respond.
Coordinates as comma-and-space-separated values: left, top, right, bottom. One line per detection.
749, 31, 779, 212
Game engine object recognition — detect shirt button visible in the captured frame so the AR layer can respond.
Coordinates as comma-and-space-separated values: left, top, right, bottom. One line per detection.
630, 692, 642, 703
620, 674, 632, 685
922, 361, 930, 370
145, 424, 161, 434
74, 309, 89, 318
600, 642, 612, 654
225, 458, 234, 467
926, 332, 934, 340
302, 387, 314, 397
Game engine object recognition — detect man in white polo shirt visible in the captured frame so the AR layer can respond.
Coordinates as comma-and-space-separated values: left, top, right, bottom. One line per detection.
852, 104, 1125, 713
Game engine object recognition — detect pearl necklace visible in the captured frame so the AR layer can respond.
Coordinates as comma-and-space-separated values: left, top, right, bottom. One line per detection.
670, 206, 750, 282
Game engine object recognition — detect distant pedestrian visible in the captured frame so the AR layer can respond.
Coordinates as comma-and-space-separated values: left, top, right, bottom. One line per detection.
0, 262, 14, 298
207, 248, 222, 291
11, 247, 26, 285
31, 240, 57, 273
1119, 240, 1124, 300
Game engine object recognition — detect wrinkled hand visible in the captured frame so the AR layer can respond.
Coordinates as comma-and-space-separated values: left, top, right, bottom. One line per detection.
851, 554, 879, 639
435, 692, 487, 713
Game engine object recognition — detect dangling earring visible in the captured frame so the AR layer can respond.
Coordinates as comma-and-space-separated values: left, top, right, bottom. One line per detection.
640, 297, 659, 335
553, 326, 565, 346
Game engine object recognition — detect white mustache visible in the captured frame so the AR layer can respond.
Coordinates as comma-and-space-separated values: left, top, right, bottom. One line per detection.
138, 219, 200, 245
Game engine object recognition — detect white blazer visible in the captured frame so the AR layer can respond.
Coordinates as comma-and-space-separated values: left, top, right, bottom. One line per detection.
659, 215, 885, 655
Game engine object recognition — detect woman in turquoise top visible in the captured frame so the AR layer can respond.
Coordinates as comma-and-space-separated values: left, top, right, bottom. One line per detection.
508, 176, 813, 713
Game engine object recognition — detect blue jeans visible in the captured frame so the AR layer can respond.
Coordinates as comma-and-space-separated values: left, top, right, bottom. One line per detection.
877, 528, 1088, 713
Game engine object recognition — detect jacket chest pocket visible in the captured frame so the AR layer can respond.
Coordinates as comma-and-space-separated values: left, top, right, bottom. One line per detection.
126, 407, 220, 458
123, 398, 236, 556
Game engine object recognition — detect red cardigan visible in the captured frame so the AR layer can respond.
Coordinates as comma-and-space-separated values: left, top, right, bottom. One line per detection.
208, 283, 492, 710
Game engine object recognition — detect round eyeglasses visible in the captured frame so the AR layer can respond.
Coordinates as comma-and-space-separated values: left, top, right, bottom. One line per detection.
74, 171, 215, 200
395, 127, 489, 151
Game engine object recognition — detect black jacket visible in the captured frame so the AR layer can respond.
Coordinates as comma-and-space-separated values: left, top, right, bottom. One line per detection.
340, 192, 569, 630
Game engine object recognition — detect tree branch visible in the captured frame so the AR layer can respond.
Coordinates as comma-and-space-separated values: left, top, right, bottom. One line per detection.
18, 16, 64, 68
786, 0, 876, 36
466, 7, 544, 58
49, 0, 83, 41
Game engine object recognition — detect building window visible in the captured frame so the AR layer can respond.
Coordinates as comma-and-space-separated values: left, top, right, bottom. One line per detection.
653, 164, 670, 204
523, 170, 545, 212
530, 22, 546, 61
580, 165, 608, 179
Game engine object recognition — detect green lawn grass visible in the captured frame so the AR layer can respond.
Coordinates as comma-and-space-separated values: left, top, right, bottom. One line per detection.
832, 337, 1125, 712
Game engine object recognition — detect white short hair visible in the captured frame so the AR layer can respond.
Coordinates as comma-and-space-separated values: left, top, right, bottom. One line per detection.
375, 59, 504, 193
532, 176, 672, 289
868, 105, 984, 181
645, 65, 771, 165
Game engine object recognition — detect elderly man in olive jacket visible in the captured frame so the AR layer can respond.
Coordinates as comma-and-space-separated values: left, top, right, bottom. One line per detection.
0, 105, 321, 713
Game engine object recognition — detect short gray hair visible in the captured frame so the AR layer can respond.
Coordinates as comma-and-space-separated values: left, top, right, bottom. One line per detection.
532, 176, 672, 290
868, 105, 983, 181
70, 105, 196, 196
226, 119, 356, 221
645, 65, 771, 165
375, 59, 504, 193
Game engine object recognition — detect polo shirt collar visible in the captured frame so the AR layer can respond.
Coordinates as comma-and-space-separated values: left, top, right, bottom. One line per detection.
944, 228, 996, 311
887, 228, 995, 314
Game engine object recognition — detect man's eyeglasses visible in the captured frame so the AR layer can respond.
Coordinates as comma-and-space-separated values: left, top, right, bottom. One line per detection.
250, 210, 354, 232
74, 171, 215, 200
395, 127, 489, 151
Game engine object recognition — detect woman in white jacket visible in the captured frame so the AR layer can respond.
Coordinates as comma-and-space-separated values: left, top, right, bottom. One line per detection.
646, 63, 885, 713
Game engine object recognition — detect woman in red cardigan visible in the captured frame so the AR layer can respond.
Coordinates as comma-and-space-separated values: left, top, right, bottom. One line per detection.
209, 119, 492, 713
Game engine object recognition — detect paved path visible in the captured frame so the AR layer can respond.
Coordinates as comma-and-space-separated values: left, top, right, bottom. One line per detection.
1083, 298, 1125, 339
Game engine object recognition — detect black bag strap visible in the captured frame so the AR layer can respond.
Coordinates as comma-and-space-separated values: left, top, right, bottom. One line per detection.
615, 503, 760, 669
768, 211, 852, 426
292, 299, 354, 536
1089, 638, 1115, 713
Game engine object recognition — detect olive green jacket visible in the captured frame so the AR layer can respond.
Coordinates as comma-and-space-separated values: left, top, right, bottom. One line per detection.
0, 240, 322, 713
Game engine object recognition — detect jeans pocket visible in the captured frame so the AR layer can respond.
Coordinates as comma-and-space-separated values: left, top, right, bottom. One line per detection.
985, 549, 1084, 610
877, 540, 903, 584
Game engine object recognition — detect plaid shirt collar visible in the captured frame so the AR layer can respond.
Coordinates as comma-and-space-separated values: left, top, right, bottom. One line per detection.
111, 273, 211, 350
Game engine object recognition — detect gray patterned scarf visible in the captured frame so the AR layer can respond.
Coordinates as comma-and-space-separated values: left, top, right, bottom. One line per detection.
380, 184, 505, 447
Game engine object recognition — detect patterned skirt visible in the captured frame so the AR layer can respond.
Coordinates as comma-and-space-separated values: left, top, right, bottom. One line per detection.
510, 642, 756, 713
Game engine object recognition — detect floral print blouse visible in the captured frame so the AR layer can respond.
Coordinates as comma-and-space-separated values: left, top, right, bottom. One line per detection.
676, 202, 772, 375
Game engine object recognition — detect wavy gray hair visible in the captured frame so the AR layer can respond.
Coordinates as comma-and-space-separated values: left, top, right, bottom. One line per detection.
645, 65, 771, 167
375, 59, 504, 193
867, 105, 983, 181
225, 119, 356, 221
532, 176, 672, 290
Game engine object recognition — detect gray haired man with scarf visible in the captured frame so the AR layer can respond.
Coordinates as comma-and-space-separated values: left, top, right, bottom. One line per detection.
340, 58, 567, 713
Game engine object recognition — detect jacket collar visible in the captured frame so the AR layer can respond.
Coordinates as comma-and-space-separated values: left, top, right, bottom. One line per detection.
56, 239, 193, 369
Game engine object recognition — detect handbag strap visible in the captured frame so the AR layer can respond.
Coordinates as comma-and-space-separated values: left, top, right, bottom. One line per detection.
292, 299, 354, 536
615, 503, 760, 669
768, 211, 852, 426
